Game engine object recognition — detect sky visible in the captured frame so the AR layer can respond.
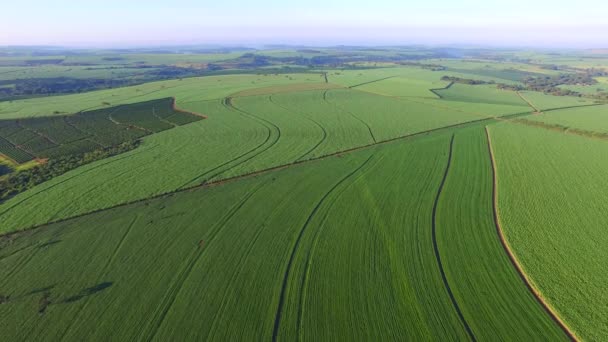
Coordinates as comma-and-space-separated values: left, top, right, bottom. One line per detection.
1, 0, 607, 48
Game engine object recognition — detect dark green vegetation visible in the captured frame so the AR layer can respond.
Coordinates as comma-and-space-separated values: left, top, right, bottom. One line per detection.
2, 47, 608, 341
0, 98, 202, 163
0, 141, 139, 203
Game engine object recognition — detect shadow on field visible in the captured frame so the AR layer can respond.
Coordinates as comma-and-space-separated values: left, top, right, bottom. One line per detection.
61, 282, 113, 303
37, 240, 61, 249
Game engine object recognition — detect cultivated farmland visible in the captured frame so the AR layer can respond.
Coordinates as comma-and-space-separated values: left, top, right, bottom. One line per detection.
1, 51, 607, 341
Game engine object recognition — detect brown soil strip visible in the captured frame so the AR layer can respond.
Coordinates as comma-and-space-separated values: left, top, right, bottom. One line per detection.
431, 135, 477, 341
1, 114, 500, 238
484, 126, 578, 342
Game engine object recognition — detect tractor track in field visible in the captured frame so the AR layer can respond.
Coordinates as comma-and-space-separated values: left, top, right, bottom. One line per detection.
431, 135, 477, 342
143, 182, 266, 341
516, 91, 541, 113
178, 99, 272, 189
348, 76, 397, 89
2, 113, 510, 239
295, 155, 382, 340
271, 154, 375, 342
197, 97, 282, 180
484, 127, 578, 342
268, 94, 328, 161
322, 89, 377, 143
175, 97, 276, 188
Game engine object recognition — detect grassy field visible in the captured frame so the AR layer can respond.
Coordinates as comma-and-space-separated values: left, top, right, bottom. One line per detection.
489, 122, 608, 341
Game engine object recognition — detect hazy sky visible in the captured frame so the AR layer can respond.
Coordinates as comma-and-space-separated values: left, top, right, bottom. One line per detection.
2, 0, 607, 47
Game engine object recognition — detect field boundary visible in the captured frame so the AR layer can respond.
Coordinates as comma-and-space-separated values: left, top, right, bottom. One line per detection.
484, 126, 578, 342
429, 81, 454, 98
1, 114, 509, 238
431, 135, 477, 341
348, 76, 396, 89
516, 91, 541, 113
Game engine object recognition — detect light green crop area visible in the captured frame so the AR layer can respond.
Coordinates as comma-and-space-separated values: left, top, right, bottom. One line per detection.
518, 91, 596, 110
435, 84, 528, 106
354, 76, 446, 98
489, 122, 608, 341
527, 105, 608, 133
0, 73, 322, 119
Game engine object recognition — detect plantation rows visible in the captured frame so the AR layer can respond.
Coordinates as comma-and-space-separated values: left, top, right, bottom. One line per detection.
0, 87, 535, 232
0, 129, 567, 340
0, 98, 202, 162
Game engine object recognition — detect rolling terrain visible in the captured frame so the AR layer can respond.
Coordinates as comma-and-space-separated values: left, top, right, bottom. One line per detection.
1, 56, 607, 341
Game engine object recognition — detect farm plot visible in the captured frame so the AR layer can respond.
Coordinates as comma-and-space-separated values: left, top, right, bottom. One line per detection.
488, 122, 608, 341
354, 76, 447, 98
0, 73, 324, 120
0, 98, 201, 161
526, 104, 608, 135
0, 130, 566, 340
399, 97, 530, 118
0, 144, 374, 341
324, 88, 487, 142
435, 127, 565, 340
0, 99, 270, 233
0, 84, 501, 233
434, 84, 528, 106
517, 91, 596, 111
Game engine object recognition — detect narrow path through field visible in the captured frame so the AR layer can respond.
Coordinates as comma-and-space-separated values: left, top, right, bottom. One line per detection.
175, 97, 276, 188
516, 91, 541, 113
268, 94, 327, 161
431, 135, 477, 342
484, 126, 578, 342
322, 89, 377, 143
271, 154, 375, 342
295, 155, 382, 340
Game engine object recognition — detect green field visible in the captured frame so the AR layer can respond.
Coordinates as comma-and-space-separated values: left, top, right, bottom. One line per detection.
0, 98, 201, 162
0, 130, 568, 340
1, 49, 607, 341
526, 104, 608, 133
489, 123, 608, 341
